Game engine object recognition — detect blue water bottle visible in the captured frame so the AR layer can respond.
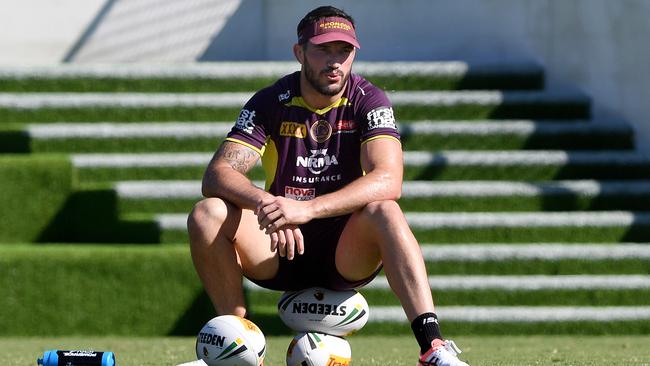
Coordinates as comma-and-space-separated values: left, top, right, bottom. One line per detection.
37, 349, 116, 366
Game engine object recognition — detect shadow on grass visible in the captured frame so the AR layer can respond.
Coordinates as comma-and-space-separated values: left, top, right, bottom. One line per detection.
38, 188, 160, 243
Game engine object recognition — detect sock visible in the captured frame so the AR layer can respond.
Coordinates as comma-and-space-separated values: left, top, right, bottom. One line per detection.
411, 312, 443, 354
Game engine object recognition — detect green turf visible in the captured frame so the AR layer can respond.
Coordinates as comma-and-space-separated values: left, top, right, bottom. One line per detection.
410, 226, 650, 243
77, 166, 207, 183
0, 102, 589, 124
0, 155, 73, 242
0, 244, 209, 335
0, 73, 543, 93
75, 163, 650, 185
160, 224, 650, 244
398, 195, 650, 212
1, 131, 632, 153
1, 335, 648, 365
422, 258, 650, 275
116, 194, 650, 215
27, 136, 224, 154
246, 288, 650, 307
402, 165, 650, 181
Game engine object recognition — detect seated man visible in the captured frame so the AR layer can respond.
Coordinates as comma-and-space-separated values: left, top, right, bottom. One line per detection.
187, 5, 469, 366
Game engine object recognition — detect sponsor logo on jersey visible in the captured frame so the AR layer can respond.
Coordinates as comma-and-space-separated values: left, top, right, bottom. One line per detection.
234, 109, 256, 134
280, 122, 307, 138
296, 149, 339, 174
310, 119, 333, 143
291, 174, 342, 184
333, 119, 357, 134
367, 107, 397, 130
278, 89, 291, 102
285, 186, 316, 201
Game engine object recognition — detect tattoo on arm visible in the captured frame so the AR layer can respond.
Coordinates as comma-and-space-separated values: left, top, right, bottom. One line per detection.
217, 142, 259, 174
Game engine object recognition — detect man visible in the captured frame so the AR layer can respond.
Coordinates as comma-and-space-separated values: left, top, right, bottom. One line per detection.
187, 5, 469, 366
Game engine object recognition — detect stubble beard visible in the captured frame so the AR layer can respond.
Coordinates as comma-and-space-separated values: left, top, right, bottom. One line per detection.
303, 58, 349, 96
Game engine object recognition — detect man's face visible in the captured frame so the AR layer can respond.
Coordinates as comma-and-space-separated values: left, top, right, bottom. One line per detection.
301, 41, 356, 96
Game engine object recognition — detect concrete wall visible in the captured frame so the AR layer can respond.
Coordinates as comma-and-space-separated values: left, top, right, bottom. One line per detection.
0, 0, 648, 149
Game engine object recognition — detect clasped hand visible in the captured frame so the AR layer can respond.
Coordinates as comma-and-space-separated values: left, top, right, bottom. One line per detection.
255, 196, 311, 260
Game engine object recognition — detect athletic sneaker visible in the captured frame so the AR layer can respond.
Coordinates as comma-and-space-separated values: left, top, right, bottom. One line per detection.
418, 339, 469, 366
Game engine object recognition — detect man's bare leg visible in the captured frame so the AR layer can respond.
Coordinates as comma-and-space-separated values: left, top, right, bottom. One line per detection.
336, 200, 434, 321
187, 197, 277, 316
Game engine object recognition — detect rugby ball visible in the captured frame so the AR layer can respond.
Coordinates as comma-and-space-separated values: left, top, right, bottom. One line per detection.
278, 287, 369, 336
196, 315, 266, 366
286, 332, 351, 366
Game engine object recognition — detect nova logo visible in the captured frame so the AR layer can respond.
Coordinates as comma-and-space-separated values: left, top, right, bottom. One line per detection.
296, 149, 338, 175
285, 186, 316, 201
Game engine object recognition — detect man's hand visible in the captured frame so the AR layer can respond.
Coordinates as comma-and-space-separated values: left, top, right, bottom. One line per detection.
255, 196, 313, 260
268, 225, 304, 260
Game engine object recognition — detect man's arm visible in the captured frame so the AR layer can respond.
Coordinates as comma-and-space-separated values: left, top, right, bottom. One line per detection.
257, 137, 403, 231
202, 141, 272, 210
311, 137, 403, 217
204, 140, 305, 259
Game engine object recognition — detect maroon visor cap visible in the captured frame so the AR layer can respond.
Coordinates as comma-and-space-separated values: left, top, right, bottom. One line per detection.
298, 16, 360, 49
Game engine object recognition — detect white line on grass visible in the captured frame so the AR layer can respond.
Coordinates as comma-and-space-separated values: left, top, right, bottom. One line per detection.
400, 120, 631, 136
243, 275, 650, 292
115, 180, 264, 198
405, 211, 650, 228
115, 179, 650, 198
28, 122, 232, 138
365, 275, 650, 290
370, 306, 650, 322
400, 180, 650, 197
0, 90, 587, 109
245, 275, 650, 291
420, 243, 650, 260
156, 211, 650, 230
72, 153, 210, 167
71, 151, 650, 168
0, 61, 541, 78
27, 120, 631, 139
402, 150, 650, 166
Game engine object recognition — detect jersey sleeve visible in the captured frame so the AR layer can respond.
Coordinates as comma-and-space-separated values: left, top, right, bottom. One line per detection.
225, 90, 270, 155
356, 84, 401, 144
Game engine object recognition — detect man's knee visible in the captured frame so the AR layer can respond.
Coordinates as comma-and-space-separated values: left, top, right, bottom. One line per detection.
359, 200, 403, 222
188, 198, 229, 228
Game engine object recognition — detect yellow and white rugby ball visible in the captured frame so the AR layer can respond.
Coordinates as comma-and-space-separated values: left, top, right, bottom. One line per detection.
286, 332, 351, 366
196, 315, 265, 366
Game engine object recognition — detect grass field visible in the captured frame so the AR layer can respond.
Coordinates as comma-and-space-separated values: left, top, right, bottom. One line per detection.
2, 335, 649, 366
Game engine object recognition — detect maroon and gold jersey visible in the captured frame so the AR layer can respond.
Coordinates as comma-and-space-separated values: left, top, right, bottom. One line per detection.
226, 71, 400, 200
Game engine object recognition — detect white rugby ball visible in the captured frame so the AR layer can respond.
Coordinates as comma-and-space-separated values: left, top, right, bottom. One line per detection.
278, 287, 369, 336
196, 315, 266, 366
286, 332, 351, 366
